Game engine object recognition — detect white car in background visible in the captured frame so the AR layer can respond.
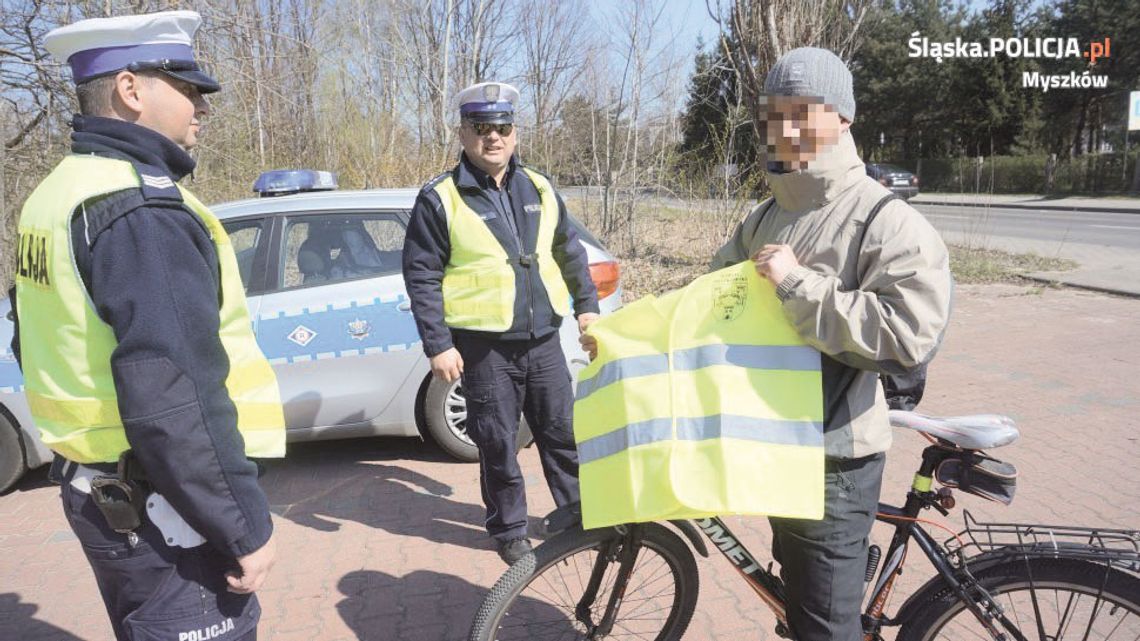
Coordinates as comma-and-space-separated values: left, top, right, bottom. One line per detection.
0, 170, 622, 492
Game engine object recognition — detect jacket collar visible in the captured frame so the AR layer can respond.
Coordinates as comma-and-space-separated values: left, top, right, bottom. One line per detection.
764, 132, 866, 213
70, 115, 196, 181
455, 152, 519, 190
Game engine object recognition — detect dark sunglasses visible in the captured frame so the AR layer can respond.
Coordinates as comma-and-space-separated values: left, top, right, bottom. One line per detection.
469, 122, 514, 137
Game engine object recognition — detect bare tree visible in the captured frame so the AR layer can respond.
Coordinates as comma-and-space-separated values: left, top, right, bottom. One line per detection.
708, 0, 872, 140
515, 0, 588, 167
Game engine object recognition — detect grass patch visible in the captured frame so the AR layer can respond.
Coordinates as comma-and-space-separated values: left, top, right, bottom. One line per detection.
589, 201, 1077, 299
948, 246, 1076, 284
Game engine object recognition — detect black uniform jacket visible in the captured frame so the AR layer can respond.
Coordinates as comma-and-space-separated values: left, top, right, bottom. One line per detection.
13, 116, 272, 558
402, 154, 600, 357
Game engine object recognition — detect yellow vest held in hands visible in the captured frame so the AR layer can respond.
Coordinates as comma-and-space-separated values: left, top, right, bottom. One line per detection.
574, 261, 825, 529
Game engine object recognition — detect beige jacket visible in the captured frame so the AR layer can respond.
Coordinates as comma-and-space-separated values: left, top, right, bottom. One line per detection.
712, 132, 953, 459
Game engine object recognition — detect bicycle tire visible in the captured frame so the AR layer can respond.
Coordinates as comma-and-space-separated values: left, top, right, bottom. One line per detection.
469, 523, 700, 641
897, 557, 1140, 641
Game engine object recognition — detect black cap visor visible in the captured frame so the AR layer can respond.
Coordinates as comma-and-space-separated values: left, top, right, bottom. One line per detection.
124, 59, 220, 94
161, 68, 221, 94
463, 111, 513, 125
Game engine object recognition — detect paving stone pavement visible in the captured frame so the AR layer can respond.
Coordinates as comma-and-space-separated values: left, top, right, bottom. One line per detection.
1, 283, 1138, 641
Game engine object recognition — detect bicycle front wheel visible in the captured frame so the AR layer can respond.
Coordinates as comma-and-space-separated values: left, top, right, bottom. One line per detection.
897, 557, 1140, 641
469, 523, 699, 641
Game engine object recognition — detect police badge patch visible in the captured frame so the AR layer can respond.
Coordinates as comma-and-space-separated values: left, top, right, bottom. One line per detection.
347, 318, 371, 341
711, 275, 748, 322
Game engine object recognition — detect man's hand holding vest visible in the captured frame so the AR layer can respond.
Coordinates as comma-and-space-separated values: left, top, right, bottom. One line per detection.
753, 244, 801, 287
577, 312, 599, 335
430, 347, 465, 382
579, 332, 598, 362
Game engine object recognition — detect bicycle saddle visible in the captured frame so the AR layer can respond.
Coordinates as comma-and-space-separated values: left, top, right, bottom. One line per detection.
889, 410, 1019, 450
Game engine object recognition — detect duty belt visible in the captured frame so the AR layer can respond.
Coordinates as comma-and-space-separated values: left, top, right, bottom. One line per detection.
55, 452, 150, 534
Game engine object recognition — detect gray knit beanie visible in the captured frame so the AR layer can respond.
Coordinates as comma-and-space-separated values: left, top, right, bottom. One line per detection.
763, 47, 855, 122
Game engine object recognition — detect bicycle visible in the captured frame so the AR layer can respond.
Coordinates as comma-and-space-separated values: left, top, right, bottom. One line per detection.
469, 410, 1140, 640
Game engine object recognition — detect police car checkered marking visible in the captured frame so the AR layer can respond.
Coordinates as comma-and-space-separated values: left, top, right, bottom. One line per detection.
255, 294, 422, 364
0, 386, 19, 394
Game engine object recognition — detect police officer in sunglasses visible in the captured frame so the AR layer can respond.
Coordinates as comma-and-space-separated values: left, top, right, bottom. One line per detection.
402, 82, 599, 565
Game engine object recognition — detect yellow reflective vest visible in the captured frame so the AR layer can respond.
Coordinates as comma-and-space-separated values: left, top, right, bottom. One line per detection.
433, 168, 572, 331
574, 261, 825, 529
15, 155, 286, 464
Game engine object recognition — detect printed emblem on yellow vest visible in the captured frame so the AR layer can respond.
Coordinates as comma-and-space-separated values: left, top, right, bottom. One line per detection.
711, 271, 748, 321
16, 230, 51, 288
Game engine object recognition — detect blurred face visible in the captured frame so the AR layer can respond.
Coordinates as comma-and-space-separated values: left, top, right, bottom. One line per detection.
459, 119, 517, 177
760, 95, 849, 169
127, 73, 210, 149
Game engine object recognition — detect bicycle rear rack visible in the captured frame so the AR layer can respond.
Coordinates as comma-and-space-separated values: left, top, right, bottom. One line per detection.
944, 510, 1140, 572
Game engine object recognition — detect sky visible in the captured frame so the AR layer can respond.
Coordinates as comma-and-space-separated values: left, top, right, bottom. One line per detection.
660, 0, 721, 56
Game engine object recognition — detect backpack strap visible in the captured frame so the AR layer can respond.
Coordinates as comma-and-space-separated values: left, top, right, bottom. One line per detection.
752, 197, 778, 226
857, 193, 903, 251
855, 192, 927, 410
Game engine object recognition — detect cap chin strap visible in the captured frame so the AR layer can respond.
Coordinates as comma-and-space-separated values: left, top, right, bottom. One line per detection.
125, 59, 201, 73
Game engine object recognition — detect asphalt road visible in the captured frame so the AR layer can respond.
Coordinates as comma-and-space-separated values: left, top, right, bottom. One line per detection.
912, 202, 1140, 295
913, 203, 1140, 251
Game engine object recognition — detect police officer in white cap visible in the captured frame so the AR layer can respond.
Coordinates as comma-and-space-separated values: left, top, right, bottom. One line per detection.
403, 82, 600, 565
12, 11, 285, 640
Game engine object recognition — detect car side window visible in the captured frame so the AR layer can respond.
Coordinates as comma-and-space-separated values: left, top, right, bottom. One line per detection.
221, 219, 265, 291
282, 213, 406, 289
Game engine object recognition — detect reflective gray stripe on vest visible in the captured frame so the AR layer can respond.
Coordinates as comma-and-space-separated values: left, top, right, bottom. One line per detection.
575, 353, 667, 400
577, 415, 824, 465
577, 417, 673, 464
576, 344, 819, 400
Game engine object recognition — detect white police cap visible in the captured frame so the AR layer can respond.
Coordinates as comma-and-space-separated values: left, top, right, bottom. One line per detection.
44, 10, 220, 93
456, 81, 519, 124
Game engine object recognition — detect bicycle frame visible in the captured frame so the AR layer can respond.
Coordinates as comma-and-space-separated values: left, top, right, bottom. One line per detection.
560, 441, 1137, 641
684, 442, 1034, 641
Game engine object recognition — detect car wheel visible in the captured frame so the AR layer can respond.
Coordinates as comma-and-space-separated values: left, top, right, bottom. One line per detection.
0, 411, 28, 494
422, 377, 534, 462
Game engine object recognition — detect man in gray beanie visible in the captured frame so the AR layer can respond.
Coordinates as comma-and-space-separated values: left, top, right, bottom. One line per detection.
710, 47, 954, 641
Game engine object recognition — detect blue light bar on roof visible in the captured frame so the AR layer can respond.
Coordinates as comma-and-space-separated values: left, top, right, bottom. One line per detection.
253, 169, 338, 197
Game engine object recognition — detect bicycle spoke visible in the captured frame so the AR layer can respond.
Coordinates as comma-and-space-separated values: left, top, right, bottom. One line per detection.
498, 541, 680, 641
1098, 609, 1127, 641
1057, 590, 1078, 640
1082, 592, 1111, 641
919, 583, 1139, 641
1000, 589, 1027, 640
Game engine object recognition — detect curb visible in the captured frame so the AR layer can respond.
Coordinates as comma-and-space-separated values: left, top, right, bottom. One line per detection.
1022, 273, 1140, 298
911, 199, 1140, 215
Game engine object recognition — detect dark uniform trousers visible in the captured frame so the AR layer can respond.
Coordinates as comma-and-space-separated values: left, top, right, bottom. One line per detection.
59, 463, 259, 641
454, 331, 580, 542
769, 452, 886, 641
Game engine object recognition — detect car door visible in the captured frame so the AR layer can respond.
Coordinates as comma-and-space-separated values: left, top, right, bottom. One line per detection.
252, 210, 420, 433
221, 216, 271, 328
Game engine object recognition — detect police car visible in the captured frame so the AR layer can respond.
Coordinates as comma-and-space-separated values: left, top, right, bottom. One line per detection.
0, 169, 622, 492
